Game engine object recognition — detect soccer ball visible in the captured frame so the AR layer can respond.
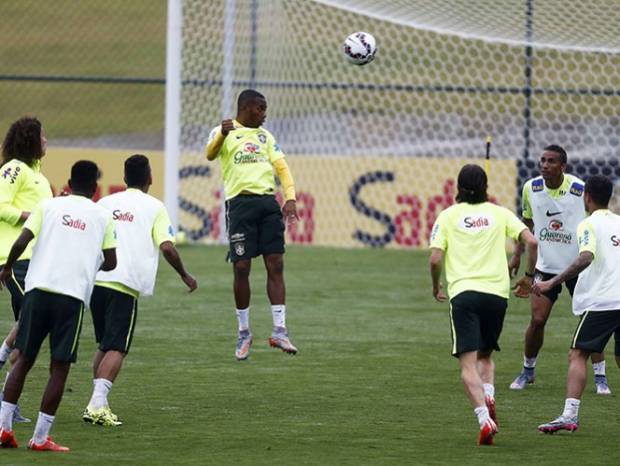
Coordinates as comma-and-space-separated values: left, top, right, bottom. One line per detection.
343, 32, 377, 65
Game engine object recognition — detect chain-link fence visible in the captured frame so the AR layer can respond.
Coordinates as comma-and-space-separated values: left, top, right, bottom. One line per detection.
0, 0, 166, 150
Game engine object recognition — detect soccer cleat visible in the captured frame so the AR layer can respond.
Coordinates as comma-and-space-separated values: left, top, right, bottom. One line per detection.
478, 419, 497, 446
235, 329, 253, 361
0, 428, 18, 448
538, 416, 579, 434
13, 404, 31, 423
595, 376, 612, 395
268, 327, 298, 355
82, 406, 123, 427
28, 436, 70, 452
485, 395, 498, 426
509, 371, 535, 390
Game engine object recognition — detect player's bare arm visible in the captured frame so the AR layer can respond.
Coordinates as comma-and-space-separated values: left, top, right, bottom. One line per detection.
0, 228, 34, 288
513, 227, 537, 298
159, 241, 198, 292
532, 251, 593, 296
508, 218, 534, 277
100, 248, 117, 272
429, 247, 447, 302
282, 200, 299, 224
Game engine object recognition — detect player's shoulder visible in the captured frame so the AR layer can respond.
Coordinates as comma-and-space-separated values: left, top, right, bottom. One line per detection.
0, 159, 31, 182
257, 127, 278, 143
97, 190, 125, 205
565, 174, 585, 197
523, 176, 544, 193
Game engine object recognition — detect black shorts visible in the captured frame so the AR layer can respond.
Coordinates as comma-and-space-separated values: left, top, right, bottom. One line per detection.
3, 259, 29, 321
225, 194, 285, 262
571, 310, 620, 355
90, 285, 138, 353
449, 291, 507, 357
15, 288, 84, 363
535, 270, 577, 304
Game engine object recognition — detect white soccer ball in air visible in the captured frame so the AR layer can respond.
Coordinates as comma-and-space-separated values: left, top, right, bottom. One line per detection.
343, 32, 377, 65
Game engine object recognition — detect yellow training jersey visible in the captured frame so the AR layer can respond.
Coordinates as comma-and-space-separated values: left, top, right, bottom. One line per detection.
430, 201, 527, 299
206, 121, 285, 200
0, 159, 53, 264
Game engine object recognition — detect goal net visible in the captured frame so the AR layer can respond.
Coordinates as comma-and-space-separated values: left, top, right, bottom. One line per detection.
171, 0, 620, 247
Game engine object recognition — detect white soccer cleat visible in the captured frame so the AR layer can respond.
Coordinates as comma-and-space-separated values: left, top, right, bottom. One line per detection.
235, 329, 253, 361
595, 379, 612, 395
269, 327, 298, 355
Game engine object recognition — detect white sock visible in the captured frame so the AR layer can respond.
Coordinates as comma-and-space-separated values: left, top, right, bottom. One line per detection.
592, 361, 606, 376
236, 308, 250, 332
474, 406, 490, 427
0, 341, 12, 364
88, 378, 113, 410
524, 356, 537, 369
32, 412, 55, 445
0, 401, 17, 431
483, 383, 495, 399
562, 398, 581, 419
271, 304, 286, 329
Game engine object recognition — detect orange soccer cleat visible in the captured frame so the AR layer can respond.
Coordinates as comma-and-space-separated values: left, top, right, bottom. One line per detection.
28, 436, 70, 452
478, 419, 498, 446
0, 428, 18, 448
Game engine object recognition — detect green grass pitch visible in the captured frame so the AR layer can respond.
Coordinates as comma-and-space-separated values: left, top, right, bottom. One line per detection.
0, 245, 618, 465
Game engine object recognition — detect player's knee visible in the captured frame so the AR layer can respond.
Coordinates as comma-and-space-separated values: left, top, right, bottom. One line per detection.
265, 256, 284, 276
568, 348, 589, 364
233, 261, 251, 278
530, 314, 548, 329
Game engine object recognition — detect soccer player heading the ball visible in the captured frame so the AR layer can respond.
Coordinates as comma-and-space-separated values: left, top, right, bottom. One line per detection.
508, 145, 612, 395
535, 175, 620, 434
206, 89, 299, 360
0, 161, 117, 451
82, 154, 197, 427
429, 164, 537, 446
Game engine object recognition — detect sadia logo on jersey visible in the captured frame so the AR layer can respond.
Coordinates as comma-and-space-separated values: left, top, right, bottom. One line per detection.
112, 210, 134, 222
62, 214, 86, 231
610, 234, 620, 247
460, 215, 491, 231
539, 219, 572, 244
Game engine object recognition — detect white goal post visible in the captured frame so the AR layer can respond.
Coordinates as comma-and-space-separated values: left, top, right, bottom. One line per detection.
165, 0, 620, 248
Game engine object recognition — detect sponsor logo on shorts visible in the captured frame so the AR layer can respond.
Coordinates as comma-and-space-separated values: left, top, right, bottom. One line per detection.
62, 214, 86, 231
230, 232, 245, 242
113, 210, 134, 222
234, 242, 245, 256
